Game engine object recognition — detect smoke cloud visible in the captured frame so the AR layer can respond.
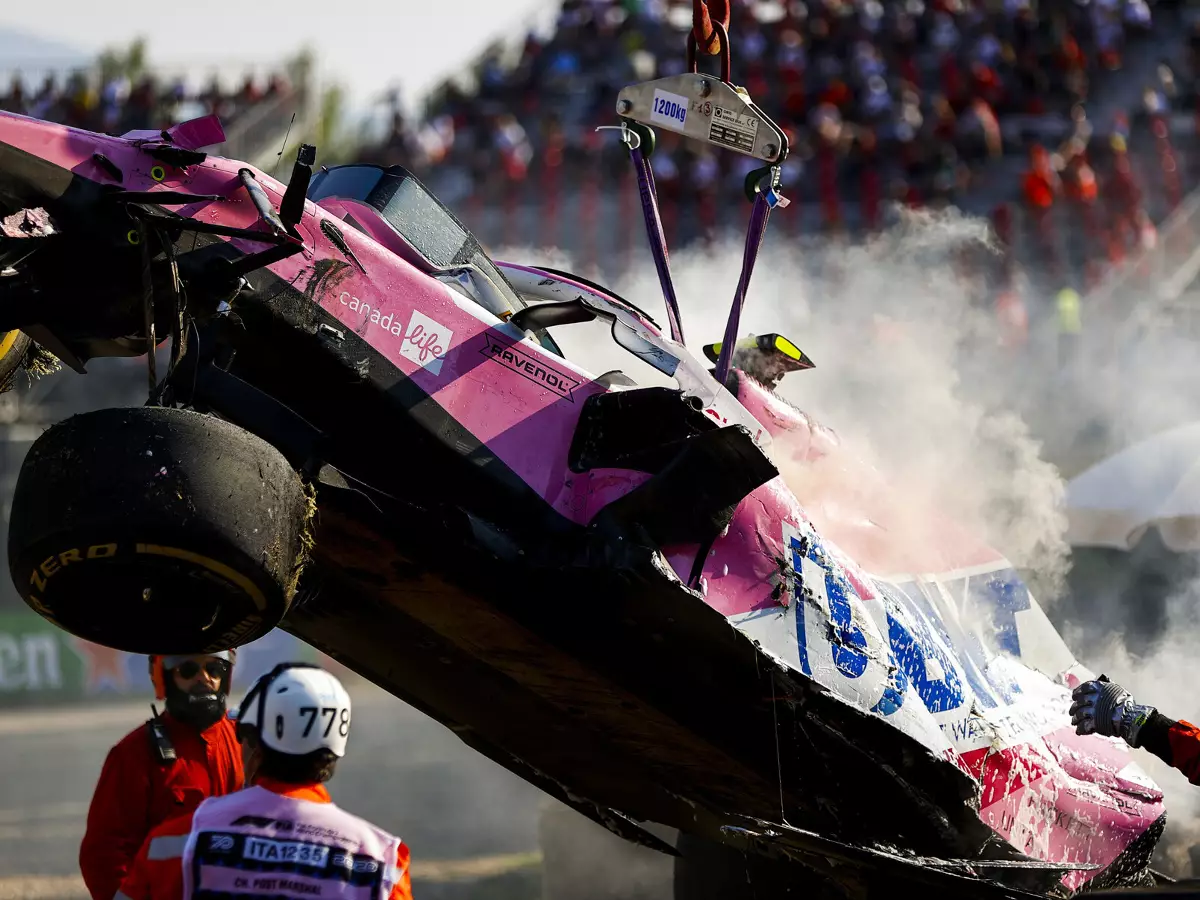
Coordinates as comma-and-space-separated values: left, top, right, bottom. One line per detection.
501, 205, 1072, 596
497, 200, 1200, 877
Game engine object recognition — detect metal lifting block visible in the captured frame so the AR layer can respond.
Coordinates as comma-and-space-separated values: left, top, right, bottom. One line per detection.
615, 74, 788, 163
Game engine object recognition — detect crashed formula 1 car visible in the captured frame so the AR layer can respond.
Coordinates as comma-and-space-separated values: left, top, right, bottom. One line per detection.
0, 65, 1168, 899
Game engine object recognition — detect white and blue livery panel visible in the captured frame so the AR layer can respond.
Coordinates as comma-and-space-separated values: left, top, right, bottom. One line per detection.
729, 517, 1086, 761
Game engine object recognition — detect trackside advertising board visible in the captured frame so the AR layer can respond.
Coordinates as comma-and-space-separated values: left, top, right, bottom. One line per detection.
0, 609, 314, 707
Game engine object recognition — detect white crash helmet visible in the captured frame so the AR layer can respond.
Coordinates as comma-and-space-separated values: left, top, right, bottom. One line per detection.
235, 663, 352, 758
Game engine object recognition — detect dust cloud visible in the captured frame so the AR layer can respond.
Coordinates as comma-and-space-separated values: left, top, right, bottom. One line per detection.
500, 204, 1073, 597
499, 200, 1200, 878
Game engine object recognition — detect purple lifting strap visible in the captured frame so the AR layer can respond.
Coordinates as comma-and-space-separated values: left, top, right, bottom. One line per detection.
713, 191, 773, 386
630, 144, 686, 346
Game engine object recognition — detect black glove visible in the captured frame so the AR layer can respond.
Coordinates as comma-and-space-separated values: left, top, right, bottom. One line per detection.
1070, 675, 1156, 747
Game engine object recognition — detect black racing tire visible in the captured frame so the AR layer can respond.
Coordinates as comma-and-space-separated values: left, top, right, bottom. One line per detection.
0, 329, 32, 392
7, 406, 310, 654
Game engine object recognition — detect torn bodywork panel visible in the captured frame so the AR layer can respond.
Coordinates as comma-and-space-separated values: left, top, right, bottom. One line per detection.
720, 369, 1164, 891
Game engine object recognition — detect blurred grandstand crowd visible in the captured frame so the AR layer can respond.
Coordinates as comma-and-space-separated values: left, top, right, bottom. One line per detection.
7, 0, 1200, 326
354, 0, 1200, 301
0, 67, 295, 140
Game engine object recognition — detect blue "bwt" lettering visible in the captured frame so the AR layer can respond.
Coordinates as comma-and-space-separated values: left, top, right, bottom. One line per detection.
976, 573, 1030, 657
782, 518, 1042, 731
885, 604, 966, 713
789, 533, 870, 679
787, 527, 974, 719
824, 563, 869, 679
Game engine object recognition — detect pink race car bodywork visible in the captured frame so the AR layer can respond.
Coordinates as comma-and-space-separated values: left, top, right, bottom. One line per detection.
0, 108, 1165, 895
726, 371, 1164, 890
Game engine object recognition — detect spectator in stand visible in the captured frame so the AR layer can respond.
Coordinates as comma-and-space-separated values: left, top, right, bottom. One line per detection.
995, 281, 1030, 353
855, 129, 883, 230
99, 74, 131, 133
3, 66, 294, 137
1105, 134, 1151, 255
1061, 146, 1101, 279
354, 0, 1170, 224
1023, 143, 1061, 267
956, 97, 1003, 163
1150, 116, 1184, 214
322, 0, 1200, 302
1, 75, 25, 115
496, 113, 535, 181
1056, 285, 1083, 377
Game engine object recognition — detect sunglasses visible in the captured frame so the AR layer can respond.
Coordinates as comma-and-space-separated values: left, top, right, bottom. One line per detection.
174, 659, 231, 681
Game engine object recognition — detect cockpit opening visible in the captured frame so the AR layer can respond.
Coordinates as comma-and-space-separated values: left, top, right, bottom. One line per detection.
307, 163, 565, 357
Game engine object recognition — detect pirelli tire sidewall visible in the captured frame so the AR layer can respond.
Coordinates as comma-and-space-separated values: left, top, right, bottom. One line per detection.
0, 329, 31, 392
7, 406, 309, 655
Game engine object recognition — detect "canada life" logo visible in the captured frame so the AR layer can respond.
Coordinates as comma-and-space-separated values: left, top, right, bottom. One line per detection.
400, 310, 454, 376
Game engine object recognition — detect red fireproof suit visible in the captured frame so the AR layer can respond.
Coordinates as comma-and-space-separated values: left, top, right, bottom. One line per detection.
79, 712, 243, 900
1140, 713, 1200, 784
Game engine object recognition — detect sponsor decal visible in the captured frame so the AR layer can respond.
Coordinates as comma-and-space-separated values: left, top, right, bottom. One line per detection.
0, 609, 314, 704
401, 310, 453, 375
0, 629, 63, 692
480, 334, 582, 401
336, 290, 456, 377
337, 292, 405, 337
70, 637, 129, 693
